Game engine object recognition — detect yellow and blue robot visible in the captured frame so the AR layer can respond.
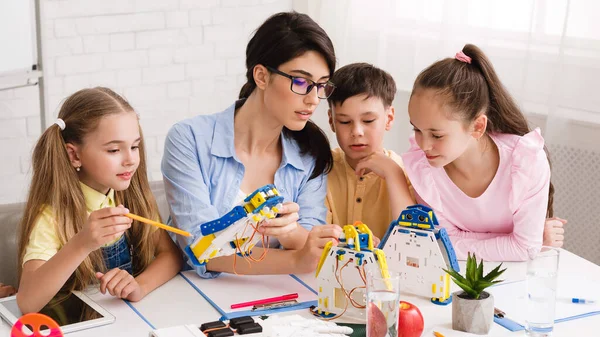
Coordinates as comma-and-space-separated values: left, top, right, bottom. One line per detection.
379, 204, 459, 305
184, 184, 283, 266
312, 222, 389, 320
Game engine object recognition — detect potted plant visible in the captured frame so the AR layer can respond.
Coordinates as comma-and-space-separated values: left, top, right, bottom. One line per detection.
443, 253, 506, 335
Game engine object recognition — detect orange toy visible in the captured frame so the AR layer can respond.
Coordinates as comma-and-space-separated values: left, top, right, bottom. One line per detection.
11, 313, 63, 337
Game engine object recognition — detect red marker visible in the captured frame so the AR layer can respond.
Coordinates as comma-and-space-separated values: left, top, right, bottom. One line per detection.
230, 293, 299, 309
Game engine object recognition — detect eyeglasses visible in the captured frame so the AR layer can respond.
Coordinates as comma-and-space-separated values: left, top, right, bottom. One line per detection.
266, 66, 335, 99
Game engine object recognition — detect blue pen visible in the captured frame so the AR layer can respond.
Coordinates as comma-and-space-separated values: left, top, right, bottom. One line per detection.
571, 298, 596, 304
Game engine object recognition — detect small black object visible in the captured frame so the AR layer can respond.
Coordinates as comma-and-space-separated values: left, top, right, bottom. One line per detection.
237, 322, 263, 335
229, 316, 254, 329
200, 320, 226, 331
207, 328, 234, 337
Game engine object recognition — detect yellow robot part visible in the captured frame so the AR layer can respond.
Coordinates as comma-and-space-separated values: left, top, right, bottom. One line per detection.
250, 192, 266, 208
191, 234, 216, 259
232, 237, 249, 249
354, 221, 374, 251
315, 240, 333, 277
443, 272, 451, 300
243, 203, 255, 213
343, 225, 360, 252
374, 249, 390, 279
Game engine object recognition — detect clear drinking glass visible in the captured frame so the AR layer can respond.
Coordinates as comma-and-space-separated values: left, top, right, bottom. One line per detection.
525, 247, 560, 336
366, 271, 401, 337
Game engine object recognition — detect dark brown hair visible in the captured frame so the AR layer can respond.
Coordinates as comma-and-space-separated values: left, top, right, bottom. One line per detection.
18, 87, 161, 291
412, 44, 554, 217
239, 11, 335, 180
327, 62, 396, 108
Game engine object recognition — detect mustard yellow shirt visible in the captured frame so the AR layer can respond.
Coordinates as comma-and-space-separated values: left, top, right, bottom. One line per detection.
326, 148, 415, 239
23, 182, 118, 264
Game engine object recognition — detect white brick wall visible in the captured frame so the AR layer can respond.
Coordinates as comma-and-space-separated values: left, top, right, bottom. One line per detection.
0, 0, 293, 204
0, 85, 41, 204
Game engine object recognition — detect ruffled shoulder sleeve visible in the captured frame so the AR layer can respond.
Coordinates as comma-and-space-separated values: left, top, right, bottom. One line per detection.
400, 134, 444, 213
504, 128, 551, 212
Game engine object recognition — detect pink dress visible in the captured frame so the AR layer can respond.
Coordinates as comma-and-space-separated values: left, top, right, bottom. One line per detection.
401, 129, 550, 262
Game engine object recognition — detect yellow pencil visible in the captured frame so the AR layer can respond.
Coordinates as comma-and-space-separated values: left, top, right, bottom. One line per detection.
433, 332, 445, 337
125, 213, 192, 237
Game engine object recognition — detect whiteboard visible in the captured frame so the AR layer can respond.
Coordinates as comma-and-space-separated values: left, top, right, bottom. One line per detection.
0, 0, 38, 88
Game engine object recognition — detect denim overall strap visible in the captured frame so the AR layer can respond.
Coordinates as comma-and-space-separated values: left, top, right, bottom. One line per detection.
101, 234, 133, 274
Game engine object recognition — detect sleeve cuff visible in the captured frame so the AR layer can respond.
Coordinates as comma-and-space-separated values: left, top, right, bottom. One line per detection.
188, 259, 222, 279
22, 251, 55, 264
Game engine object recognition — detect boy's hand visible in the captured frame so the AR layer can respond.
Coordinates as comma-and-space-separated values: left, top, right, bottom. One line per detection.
543, 217, 567, 248
0, 283, 16, 298
355, 152, 401, 179
373, 236, 381, 247
76, 205, 132, 253
258, 202, 300, 238
293, 225, 343, 274
96, 269, 144, 302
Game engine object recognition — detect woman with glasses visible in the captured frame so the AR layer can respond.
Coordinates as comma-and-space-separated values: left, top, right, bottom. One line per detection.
161, 12, 343, 278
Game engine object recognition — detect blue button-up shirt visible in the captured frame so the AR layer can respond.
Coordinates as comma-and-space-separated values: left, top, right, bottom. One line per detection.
161, 101, 328, 278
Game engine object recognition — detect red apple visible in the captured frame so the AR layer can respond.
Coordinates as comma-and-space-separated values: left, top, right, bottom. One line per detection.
398, 301, 424, 337
367, 302, 387, 337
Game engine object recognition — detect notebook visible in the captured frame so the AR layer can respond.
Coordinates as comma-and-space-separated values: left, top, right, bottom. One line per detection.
179, 271, 318, 320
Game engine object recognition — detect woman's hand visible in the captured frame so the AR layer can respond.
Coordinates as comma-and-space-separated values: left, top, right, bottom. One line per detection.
258, 202, 300, 238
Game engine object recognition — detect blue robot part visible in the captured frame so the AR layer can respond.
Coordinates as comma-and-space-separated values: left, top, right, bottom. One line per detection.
397, 204, 438, 230
200, 206, 247, 236
186, 184, 284, 265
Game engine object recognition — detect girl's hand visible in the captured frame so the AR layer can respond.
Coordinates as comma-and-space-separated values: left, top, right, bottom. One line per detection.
258, 202, 300, 238
76, 205, 132, 253
0, 283, 16, 298
293, 224, 343, 274
96, 269, 144, 302
543, 217, 567, 248
355, 152, 401, 179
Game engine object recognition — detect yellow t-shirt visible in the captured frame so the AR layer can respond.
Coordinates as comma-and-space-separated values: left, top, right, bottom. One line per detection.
23, 182, 118, 264
326, 148, 415, 239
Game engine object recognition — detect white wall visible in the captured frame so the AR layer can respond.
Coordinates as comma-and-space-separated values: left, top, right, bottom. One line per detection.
0, 0, 292, 204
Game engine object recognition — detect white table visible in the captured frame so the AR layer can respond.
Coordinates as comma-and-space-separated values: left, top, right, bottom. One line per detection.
2, 249, 599, 336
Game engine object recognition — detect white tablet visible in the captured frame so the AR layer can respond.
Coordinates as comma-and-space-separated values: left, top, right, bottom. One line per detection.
0, 291, 115, 334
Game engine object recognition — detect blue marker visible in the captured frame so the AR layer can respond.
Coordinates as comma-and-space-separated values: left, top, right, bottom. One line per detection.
571, 298, 596, 304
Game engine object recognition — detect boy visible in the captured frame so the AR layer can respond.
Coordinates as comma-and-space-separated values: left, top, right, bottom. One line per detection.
326, 63, 413, 239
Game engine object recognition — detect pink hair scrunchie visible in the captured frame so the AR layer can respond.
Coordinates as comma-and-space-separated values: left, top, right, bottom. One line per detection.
455, 51, 472, 64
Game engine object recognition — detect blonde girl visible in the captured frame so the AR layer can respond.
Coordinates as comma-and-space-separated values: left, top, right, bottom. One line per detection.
17, 87, 182, 313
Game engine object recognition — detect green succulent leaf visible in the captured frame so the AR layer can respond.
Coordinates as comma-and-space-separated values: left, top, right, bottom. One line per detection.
441, 252, 506, 299
477, 259, 484, 281
471, 280, 495, 292
443, 268, 469, 285
451, 277, 479, 299
483, 263, 507, 282
467, 253, 477, 282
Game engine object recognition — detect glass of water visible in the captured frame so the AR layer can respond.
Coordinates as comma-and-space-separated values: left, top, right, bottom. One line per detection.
366, 271, 401, 337
526, 246, 560, 336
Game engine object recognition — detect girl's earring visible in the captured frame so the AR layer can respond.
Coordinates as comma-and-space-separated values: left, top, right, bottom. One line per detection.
76, 166, 81, 172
